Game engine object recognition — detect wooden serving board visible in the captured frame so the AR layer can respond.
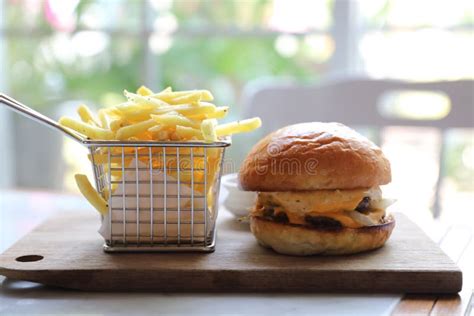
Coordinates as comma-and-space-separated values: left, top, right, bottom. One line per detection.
0, 210, 462, 293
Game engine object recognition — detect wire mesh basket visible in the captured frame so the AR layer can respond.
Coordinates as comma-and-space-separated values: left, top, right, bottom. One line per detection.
0, 93, 231, 253
89, 141, 230, 252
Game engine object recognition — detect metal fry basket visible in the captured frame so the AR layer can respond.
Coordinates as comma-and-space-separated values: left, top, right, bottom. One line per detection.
90, 141, 229, 252
1, 93, 230, 252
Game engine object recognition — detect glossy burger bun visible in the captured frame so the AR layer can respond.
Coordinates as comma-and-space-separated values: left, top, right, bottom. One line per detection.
240, 122, 394, 256
250, 214, 395, 256
239, 122, 391, 191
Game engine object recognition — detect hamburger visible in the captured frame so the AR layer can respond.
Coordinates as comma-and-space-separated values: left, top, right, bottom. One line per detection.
238, 122, 395, 256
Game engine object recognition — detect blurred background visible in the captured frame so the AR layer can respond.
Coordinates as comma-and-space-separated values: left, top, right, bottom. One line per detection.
0, 0, 473, 228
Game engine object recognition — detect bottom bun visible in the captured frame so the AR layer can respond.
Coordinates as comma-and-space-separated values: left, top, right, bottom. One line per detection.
250, 215, 395, 256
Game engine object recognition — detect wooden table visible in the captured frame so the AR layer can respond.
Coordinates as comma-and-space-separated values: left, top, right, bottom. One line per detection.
1, 190, 472, 315
392, 223, 473, 315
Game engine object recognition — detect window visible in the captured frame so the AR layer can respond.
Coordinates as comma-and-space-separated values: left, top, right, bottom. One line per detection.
358, 0, 473, 80
1, 0, 473, 223
1, 0, 336, 191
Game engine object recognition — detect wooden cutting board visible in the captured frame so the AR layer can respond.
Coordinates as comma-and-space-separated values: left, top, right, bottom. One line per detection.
0, 210, 462, 293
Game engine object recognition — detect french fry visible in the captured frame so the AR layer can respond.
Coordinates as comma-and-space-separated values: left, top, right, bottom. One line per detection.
169, 131, 180, 141
201, 119, 218, 142
151, 113, 200, 129
160, 87, 172, 94
102, 182, 119, 200
149, 126, 175, 141
167, 92, 202, 105
98, 109, 109, 129
190, 106, 229, 120
105, 146, 137, 155
148, 125, 164, 133
102, 107, 123, 119
215, 117, 262, 136
151, 103, 216, 117
63, 85, 261, 223
137, 85, 153, 96
206, 106, 229, 119
124, 90, 169, 108
88, 153, 127, 164
116, 103, 155, 113
151, 155, 205, 171
205, 147, 221, 160
118, 110, 153, 123
156, 130, 171, 140
154, 90, 214, 103
75, 174, 108, 215
187, 146, 205, 156
110, 118, 128, 132
59, 117, 114, 140
115, 118, 158, 140
102, 187, 110, 200
77, 104, 100, 126
175, 125, 204, 140
103, 165, 123, 178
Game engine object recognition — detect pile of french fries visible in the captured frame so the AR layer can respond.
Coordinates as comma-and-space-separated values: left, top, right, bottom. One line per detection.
59, 86, 261, 215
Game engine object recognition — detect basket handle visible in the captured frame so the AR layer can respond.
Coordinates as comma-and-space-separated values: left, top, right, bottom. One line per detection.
0, 93, 86, 144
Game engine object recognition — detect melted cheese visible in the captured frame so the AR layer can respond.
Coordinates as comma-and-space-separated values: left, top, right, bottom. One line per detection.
258, 187, 381, 214
254, 187, 387, 228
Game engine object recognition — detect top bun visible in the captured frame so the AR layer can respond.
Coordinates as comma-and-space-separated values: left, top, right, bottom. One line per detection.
239, 122, 391, 191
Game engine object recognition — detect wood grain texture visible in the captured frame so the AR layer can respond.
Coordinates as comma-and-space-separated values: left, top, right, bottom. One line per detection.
431, 226, 474, 316
393, 223, 473, 316
430, 295, 462, 316
391, 295, 437, 316
0, 211, 462, 292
